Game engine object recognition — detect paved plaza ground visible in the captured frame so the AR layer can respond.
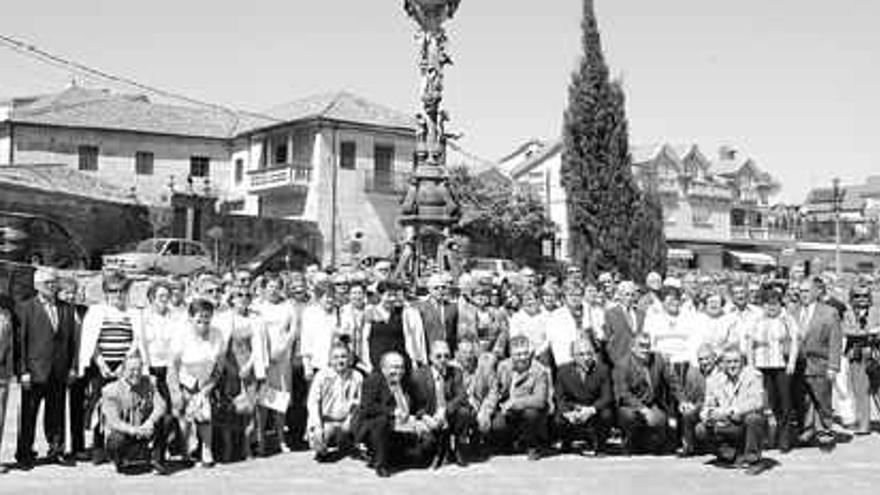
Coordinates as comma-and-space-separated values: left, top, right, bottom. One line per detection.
2, 381, 878, 495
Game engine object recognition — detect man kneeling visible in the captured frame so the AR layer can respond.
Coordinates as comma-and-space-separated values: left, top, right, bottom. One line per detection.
307, 344, 362, 461
555, 339, 614, 455
102, 351, 172, 475
357, 352, 436, 477
477, 335, 551, 461
699, 345, 767, 473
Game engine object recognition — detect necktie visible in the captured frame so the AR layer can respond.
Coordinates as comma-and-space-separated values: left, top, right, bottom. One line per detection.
435, 369, 447, 411
44, 300, 58, 331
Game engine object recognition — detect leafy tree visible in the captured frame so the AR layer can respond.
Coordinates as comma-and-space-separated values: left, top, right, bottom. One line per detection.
448, 166, 555, 267
560, 0, 666, 281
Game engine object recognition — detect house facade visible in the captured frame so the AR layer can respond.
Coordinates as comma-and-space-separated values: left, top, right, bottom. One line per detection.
506, 139, 789, 271
1, 87, 420, 266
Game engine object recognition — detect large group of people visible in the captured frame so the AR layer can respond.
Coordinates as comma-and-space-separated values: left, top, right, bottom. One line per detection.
0, 260, 878, 478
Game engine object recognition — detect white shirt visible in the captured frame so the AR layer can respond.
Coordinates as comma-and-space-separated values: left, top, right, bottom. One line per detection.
544, 306, 582, 366
509, 309, 548, 354
300, 305, 339, 371
644, 309, 701, 364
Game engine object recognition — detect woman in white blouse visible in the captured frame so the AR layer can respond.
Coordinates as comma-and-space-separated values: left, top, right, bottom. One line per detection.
744, 286, 799, 452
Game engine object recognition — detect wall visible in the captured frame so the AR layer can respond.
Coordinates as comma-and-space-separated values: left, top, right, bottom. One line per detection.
9, 124, 231, 205
662, 194, 731, 242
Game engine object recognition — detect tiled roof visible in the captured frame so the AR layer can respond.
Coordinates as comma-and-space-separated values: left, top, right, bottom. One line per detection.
240, 91, 415, 134
0, 164, 139, 204
630, 143, 665, 164
7, 87, 242, 139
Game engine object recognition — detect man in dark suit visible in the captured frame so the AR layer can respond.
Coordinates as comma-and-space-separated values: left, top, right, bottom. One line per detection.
614, 333, 691, 455
796, 278, 843, 451
602, 281, 645, 368
356, 352, 436, 477
411, 341, 471, 468
555, 338, 614, 455
15, 268, 77, 469
417, 274, 459, 356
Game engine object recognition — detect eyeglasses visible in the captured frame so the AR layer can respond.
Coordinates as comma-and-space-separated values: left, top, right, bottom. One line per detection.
433, 353, 451, 358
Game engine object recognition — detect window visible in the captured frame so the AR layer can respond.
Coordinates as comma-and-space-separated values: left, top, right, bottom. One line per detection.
78, 145, 98, 171
692, 203, 711, 225
135, 151, 154, 175
190, 156, 210, 177
234, 159, 244, 184
374, 144, 394, 172
340, 141, 356, 170
274, 144, 288, 165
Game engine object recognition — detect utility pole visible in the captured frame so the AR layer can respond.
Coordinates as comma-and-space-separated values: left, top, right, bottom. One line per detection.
832, 177, 842, 276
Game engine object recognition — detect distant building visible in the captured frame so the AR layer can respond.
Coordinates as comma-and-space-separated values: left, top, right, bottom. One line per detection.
505, 139, 789, 271
1, 86, 427, 265
802, 176, 880, 244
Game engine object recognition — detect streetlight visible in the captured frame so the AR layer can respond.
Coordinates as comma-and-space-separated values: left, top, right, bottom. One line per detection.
832, 177, 842, 276
396, 0, 463, 283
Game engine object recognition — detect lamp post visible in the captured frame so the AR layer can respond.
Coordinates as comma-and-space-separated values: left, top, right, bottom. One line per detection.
832, 177, 842, 276
396, 0, 463, 283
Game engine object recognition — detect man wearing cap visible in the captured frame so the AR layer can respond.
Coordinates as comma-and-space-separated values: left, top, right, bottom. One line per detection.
15, 268, 77, 469
416, 274, 459, 358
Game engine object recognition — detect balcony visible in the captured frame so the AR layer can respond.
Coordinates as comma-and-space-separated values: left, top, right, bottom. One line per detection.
731, 226, 796, 242
687, 182, 733, 201
248, 162, 312, 194
656, 177, 680, 197
364, 170, 410, 196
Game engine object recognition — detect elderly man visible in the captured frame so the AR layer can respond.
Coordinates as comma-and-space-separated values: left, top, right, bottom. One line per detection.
477, 335, 551, 461
307, 344, 362, 462
678, 343, 719, 456
411, 341, 470, 468
15, 268, 77, 469
416, 274, 459, 358
843, 284, 880, 435
554, 339, 614, 455
698, 345, 767, 473
719, 282, 761, 351
357, 352, 436, 477
614, 333, 690, 454
796, 277, 843, 451
102, 351, 172, 475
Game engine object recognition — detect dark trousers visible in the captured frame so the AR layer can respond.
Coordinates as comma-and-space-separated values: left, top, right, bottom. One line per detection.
68, 376, 88, 455
285, 357, 308, 449
761, 368, 795, 448
697, 412, 766, 462
791, 357, 808, 431
361, 417, 436, 470
490, 408, 548, 451
436, 405, 477, 456
16, 379, 67, 461
555, 407, 613, 449
618, 406, 669, 453
105, 415, 174, 469
679, 409, 701, 452
803, 374, 835, 443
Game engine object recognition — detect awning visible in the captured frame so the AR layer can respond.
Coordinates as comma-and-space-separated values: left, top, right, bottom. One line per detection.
727, 250, 777, 266
666, 248, 694, 260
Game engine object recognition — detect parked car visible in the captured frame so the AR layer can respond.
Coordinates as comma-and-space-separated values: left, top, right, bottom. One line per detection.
103, 238, 213, 275
468, 257, 519, 286
0, 211, 88, 269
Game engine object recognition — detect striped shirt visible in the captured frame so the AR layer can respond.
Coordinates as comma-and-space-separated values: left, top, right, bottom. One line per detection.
97, 314, 134, 370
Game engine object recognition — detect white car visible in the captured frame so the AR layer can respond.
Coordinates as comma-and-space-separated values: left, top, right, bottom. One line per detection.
103, 238, 213, 275
469, 257, 519, 286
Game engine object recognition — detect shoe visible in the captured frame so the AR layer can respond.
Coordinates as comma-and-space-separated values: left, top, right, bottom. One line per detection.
0, 465, 9, 474
151, 460, 171, 476
16, 459, 34, 471
431, 453, 444, 470
313, 451, 331, 463
74, 451, 92, 462
526, 448, 541, 461
452, 449, 468, 467
199, 461, 215, 469
375, 466, 391, 478
91, 449, 108, 465
50, 453, 76, 467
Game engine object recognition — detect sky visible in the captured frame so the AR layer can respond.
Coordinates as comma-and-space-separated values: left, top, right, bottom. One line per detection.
1, 0, 878, 202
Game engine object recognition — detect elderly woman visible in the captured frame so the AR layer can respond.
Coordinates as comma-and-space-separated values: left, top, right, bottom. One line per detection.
79, 271, 148, 464
167, 299, 226, 467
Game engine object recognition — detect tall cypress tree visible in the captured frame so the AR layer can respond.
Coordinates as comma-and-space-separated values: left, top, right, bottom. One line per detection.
560, 0, 666, 281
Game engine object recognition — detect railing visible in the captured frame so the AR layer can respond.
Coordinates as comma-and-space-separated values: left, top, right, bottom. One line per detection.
364, 170, 410, 195
248, 162, 312, 192
687, 182, 733, 201
731, 225, 796, 241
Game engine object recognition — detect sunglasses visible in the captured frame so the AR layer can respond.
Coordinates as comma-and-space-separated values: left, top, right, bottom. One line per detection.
433, 352, 451, 358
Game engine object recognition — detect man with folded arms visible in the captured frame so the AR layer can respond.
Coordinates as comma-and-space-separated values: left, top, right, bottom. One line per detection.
554, 338, 614, 455
102, 351, 172, 475
477, 335, 551, 461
